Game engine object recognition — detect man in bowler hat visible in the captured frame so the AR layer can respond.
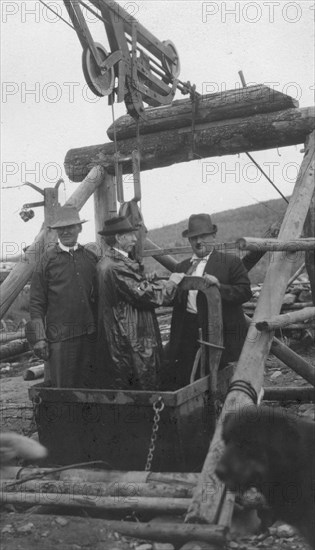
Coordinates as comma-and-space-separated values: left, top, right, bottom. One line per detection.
97, 215, 184, 391
28, 206, 98, 388
169, 213, 252, 387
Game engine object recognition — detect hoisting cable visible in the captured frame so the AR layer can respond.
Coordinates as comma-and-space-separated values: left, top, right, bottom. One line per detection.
238, 70, 289, 205
38, 0, 76, 30
245, 152, 289, 204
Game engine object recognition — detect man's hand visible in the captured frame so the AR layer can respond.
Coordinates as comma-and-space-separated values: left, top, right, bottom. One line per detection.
169, 272, 186, 285
33, 340, 49, 361
145, 271, 158, 282
203, 274, 220, 288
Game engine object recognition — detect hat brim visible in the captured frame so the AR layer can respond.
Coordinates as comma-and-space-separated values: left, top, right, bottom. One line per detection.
182, 224, 217, 238
98, 226, 137, 236
49, 219, 88, 229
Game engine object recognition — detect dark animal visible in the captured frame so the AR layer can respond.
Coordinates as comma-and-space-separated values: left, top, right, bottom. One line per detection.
216, 406, 315, 548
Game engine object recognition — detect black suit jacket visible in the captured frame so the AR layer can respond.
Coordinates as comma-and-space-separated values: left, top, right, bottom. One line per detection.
169, 250, 252, 366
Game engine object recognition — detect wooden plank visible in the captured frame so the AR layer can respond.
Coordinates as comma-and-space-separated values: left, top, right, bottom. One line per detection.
107, 85, 299, 140
237, 237, 315, 251
186, 130, 315, 524
256, 307, 315, 331
0, 166, 106, 319
64, 107, 315, 182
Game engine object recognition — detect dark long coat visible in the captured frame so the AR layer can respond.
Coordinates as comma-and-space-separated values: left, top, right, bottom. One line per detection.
97, 249, 178, 390
169, 250, 252, 367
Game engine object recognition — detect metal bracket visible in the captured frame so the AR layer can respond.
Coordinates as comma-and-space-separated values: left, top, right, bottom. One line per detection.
114, 150, 141, 204
22, 201, 45, 209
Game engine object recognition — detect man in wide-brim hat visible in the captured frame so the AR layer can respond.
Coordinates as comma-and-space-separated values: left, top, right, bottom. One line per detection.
28, 206, 98, 388
97, 215, 185, 391
168, 213, 252, 388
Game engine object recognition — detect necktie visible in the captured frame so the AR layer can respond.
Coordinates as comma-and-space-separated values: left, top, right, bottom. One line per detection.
186, 258, 204, 276
69, 248, 75, 257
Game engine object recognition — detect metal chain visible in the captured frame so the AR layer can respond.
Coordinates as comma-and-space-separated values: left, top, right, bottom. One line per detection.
144, 397, 165, 472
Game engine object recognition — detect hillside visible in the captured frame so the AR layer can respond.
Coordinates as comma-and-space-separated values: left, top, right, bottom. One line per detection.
145, 197, 304, 283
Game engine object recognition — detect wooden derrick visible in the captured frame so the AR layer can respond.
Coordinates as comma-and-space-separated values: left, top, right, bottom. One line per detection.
64, 107, 315, 182
186, 131, 315, 524
106, 85, 299, 140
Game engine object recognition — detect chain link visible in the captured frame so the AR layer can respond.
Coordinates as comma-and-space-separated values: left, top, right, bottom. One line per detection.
144, 397, 165, 472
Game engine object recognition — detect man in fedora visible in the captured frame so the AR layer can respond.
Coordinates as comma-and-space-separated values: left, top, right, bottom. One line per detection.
28, 206, 98, 388
169, 213, 251, 387
97, 215, 185, 391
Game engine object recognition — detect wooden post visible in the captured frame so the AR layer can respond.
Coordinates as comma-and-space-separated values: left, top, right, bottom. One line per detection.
43, 187, 59, 227
0, 166, 106, 319
93, 171, 117, 255
186, 130, 315, 524
304, 189, 315, 304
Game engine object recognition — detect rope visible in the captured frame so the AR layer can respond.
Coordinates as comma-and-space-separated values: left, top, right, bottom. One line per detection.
227, 380, 258, 404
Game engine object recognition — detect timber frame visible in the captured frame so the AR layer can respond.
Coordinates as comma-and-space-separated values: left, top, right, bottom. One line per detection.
1, 85, 314, 547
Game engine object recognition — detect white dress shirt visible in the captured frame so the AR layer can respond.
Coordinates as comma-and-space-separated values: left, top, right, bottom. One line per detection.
58, 241, 79, 253
113, 247, 128, 258
186, 253, 211, 314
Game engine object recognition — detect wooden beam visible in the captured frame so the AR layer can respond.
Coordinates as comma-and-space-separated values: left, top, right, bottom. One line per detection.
0, 491, 192, 513
0, 339, 29, 360
0, 329, 25, 344
64, 107, 315, 182
2, 479, 194, 499
143, 242, 236, 258
0, 166, 106, 319
243, 301, 313, 311
269, 336, 315, 386
106, 85, 299, 140
256, 307, 315, 331
237, 237, 315, 251
144, 237, 178, 271
264, 385, 315, 401
186, 130, 315, 524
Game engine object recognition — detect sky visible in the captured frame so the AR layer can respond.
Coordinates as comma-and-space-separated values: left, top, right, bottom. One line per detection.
1, 0, 314, 257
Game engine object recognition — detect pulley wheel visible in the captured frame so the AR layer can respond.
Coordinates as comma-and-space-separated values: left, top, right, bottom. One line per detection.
82, 42, 115, 97
162, 40, 180, 79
